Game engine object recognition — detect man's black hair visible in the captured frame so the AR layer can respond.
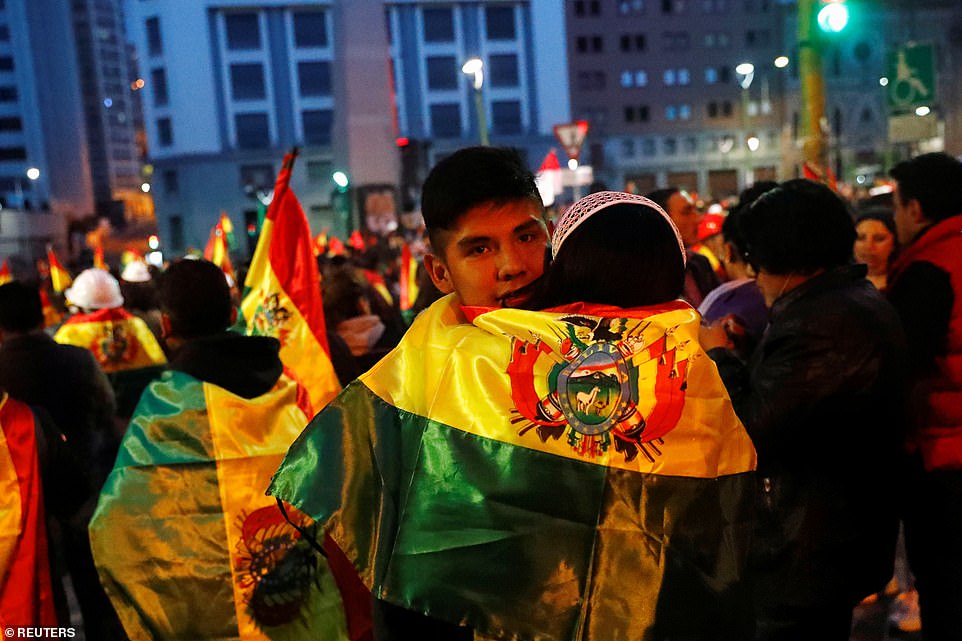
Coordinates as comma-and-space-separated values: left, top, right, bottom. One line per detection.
537, 203, 685, 308
420, 146, 541, 250
889, 152, 962, 223
158, 259, 232, 339
645, 187, 681, 213
724, 181, 779, 258
0, 282, 43, 333
739, 178, 854, 275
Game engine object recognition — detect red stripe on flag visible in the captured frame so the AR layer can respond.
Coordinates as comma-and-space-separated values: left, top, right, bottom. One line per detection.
265, 152, 330, 354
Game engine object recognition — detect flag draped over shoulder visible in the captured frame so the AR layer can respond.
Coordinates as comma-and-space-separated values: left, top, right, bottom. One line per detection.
0, 394, 56, 627
46, 246, 72, 293
54, 307, 166, 373
269, 295, 757, 640
89, 372, 350, 641
240, 152, 339, 415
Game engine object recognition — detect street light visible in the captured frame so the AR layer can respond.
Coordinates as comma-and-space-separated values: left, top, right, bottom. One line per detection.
736, 63, 756, 188
774, 56, 790, 69
462, 57, 489, 146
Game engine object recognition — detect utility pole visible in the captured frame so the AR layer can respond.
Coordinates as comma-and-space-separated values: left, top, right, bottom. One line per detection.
798, 0, 827, 177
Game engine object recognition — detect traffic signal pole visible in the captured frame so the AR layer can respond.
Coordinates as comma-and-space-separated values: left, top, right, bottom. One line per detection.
798, 0, 828, 177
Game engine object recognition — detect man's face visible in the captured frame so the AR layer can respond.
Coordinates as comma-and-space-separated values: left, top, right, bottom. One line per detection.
425, 199, 549, 308
666, 191, 700, 248
892, 184, 926, 245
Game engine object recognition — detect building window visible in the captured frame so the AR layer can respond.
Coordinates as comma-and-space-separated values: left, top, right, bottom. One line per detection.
663, 69, 675, 85
577, 71, 605, 90
705, 67, 718, 83
240, 164, 275, 189
485, 6, 515, 40
162, 169, 178, 195
619, 0, 646, 14
0, 146, 26, 161
306, 160, 333, 184
620, 33, 646, 52
575, 1, 585, 16
678, 68, 690, 85
426, 56, 457, 90
622, 138, 635, 157
150, 68, 168, 106
679, 104, 692, 120
664, 137, 677, 155
225, 13, 260, 50
293, 11, 328, 48
297, 61, 331, 96
0, 116, 21, 131
620, 70, 633, 87
665, 105, 677, 120
745, 29, 770, 47
0, 25, 9, 42
492, 100, 522, 135
0, 57, 13, 71
430, 103, 461, 137
576, 36, 587, 53
146, 16, 162, 55
157, 117, 172, 146
662, 31, 690, 51
489, 54, 519, 87
0, 86, 16, 102
635, 70, 648, 86
423, 8, 454, 42
302, 109, 333, 146
230, 63, 265, 100
592, 35, 603, 52
169, 215, 184, 250
642, 138, 656, 156
235, 113, 270, 149
722, 100, 732, 116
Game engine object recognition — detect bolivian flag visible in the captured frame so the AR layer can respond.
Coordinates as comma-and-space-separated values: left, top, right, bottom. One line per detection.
89, 372, 349, 641
270, 296, 757, 640
54, 307, 166, 373
0, 259, 11, 286
398, 242, 419, 311
240, 151, 339, 415
204, 213, 237, 282
0, 394, 56, 627
46, 246, 72, 293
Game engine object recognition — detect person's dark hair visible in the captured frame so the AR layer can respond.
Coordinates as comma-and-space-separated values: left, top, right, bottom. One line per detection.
724, 181, 780, 259
889, 152, 962, 223
421, 146, 541, 251
322, 266, 368, 327
645, 187, 681, 213
740, 178, 855, 275
0, 282, 43, 333
120, 280, 159, 313
157, 259, 232, 338
854, 208, 899, 266
537, 203, 685, 308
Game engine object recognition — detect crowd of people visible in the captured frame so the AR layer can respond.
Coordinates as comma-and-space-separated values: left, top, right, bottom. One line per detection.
0, 147, 960, 641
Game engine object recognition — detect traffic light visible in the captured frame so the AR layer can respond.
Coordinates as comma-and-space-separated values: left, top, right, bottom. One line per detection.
817, 0, 848, 34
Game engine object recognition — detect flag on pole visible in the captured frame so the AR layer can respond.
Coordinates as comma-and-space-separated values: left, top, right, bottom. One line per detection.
219, 211, 237, 250
269, 297, 757, 640
240, 150, 340, 415
0, 259, 11, 286
204, 215, 236, 282
312, 231, 328, 257
93, 245, 107, 271
46, 246, 72, 293
398, 243, 419, 311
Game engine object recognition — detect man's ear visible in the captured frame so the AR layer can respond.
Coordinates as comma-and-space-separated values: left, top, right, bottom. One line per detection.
907, 197, 929, 226
423, 253, 455, 294
160, 313, 173, 340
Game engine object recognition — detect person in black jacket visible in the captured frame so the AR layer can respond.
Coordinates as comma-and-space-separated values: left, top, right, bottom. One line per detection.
700, 179, 908, 641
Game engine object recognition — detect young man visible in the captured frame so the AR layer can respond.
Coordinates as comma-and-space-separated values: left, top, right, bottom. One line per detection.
89, 259, 351, 641
886, 152, 962, 640
271, 147, 550, 640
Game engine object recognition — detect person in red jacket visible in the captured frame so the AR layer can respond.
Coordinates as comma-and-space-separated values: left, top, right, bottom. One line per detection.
887, 152, 962, 640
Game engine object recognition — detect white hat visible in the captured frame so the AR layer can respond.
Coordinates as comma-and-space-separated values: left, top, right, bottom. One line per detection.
551, 191, 686, 265
121, 260, 151, 283
65, 268, 124, 310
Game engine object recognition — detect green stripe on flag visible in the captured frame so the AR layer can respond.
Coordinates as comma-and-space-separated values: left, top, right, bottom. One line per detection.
270, 382, 754, 640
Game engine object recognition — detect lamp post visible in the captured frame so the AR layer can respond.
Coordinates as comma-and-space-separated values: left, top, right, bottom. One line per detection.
736, 63, 756, 188
462, 57, 489, 146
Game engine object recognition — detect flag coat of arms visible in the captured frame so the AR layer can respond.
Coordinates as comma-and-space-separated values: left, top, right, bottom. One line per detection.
54, 307, 166, 373
0, 394, 56, 627
240, 152, 339, 415
89, 371, 350, 641
269, 295, 757, 640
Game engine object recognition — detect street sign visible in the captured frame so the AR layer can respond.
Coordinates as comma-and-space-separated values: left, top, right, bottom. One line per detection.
886, 42, 935, 113
553, 121, 590, 162
888, 112, 938, 143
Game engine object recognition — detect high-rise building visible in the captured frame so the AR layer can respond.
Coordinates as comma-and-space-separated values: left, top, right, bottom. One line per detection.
123, 0, 569, 254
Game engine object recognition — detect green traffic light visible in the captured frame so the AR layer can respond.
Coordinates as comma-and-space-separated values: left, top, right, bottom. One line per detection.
817, 2, 849, 33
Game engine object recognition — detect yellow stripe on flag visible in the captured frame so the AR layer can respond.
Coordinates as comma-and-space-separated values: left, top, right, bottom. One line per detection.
0, 394, 23, 579
205, 378, 349, 640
